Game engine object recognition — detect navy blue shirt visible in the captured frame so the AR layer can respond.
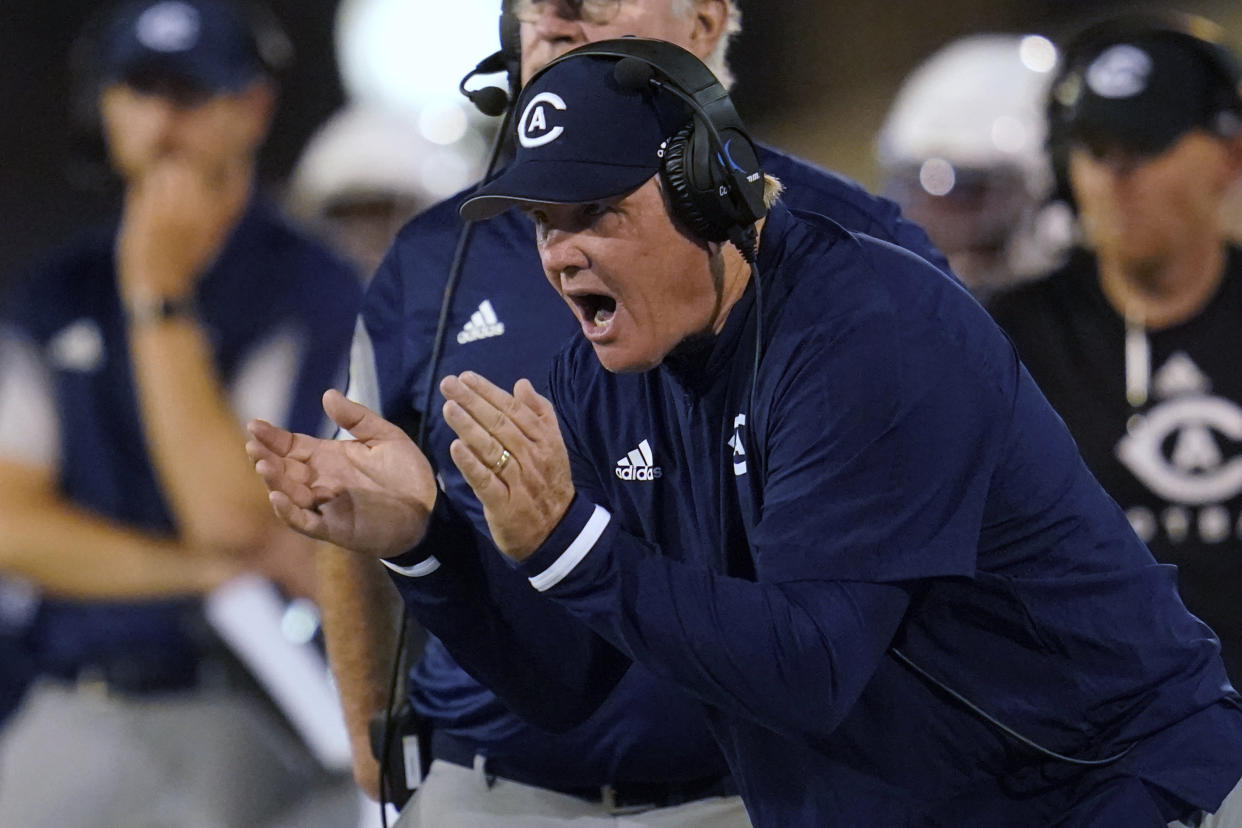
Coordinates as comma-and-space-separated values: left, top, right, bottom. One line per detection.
360, 146, 948, 787
388, 205, 1242, 825
0, 198, 360, 684
499, 205, 1242, 825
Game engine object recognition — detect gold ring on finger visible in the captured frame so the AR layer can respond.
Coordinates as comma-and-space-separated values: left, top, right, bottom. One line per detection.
490, 448, 512, 475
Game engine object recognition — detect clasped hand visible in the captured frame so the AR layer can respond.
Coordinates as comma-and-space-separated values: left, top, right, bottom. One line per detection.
246, 375, 574, 563
439, 373, 575, 562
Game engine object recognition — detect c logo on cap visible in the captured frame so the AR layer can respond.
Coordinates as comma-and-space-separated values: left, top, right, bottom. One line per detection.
135, 1, 202, 53
1086, 44, 1153, 99
519, 92, 567, 148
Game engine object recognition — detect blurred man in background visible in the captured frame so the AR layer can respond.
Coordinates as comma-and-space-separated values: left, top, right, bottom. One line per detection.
0, 1, 361, 824
286, 103, 487, 281
316, 1, 950, 825
990, 14, 1242, 704
878, 32, 1072, 300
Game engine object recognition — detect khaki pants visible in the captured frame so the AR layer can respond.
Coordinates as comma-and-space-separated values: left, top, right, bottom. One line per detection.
0, 679, 359, 828
395, 759, 752, 828
1172, 774, 1242, 828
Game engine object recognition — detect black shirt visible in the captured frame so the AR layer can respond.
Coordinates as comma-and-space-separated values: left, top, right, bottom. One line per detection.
990, 246, 1242, 683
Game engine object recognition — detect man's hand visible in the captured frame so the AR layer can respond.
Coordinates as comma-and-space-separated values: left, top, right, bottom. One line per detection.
246, 390, 437, 560
440, 372, 574, 562
116, 157, 248, 302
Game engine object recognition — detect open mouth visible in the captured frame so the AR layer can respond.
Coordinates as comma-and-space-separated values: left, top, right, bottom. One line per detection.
570, 293, 616, 329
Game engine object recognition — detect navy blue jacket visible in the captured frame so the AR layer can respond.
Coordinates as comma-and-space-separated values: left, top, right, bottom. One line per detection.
393, 205, 1242, 825
361, 146, 949, 787
0, 199, 359, 687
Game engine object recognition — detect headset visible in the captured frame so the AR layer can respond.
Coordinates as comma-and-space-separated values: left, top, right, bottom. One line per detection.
531, 37, 767, 254
1045, 11, 1242, 204
458, 0, 522, 117
464, 17, 770, 256
467, 11, 769, 255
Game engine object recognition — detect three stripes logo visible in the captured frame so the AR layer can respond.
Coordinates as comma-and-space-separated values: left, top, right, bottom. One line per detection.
615, 439, 663, 481
457, 300, 506, 345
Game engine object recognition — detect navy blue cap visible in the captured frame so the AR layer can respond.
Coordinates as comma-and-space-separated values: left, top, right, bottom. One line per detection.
460, 53, 690, 221
1056, 34, 1240, 155
97, 0, 266, 93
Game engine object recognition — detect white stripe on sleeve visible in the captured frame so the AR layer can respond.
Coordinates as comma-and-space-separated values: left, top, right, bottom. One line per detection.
528, 505, 611, 593
382, 556, 441, 578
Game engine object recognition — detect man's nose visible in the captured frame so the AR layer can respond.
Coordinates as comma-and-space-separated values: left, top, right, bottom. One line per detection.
538, 227, 588, 277
144, 96, 179, 133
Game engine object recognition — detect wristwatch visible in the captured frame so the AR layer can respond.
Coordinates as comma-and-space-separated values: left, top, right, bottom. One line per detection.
124, 293, 199, 326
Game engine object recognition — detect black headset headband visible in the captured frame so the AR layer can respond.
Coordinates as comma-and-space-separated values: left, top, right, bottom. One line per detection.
537, 38, 748, 143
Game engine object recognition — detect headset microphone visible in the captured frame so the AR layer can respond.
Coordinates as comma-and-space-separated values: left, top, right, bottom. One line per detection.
459, 51, 511, 117
613, 56, 656, 90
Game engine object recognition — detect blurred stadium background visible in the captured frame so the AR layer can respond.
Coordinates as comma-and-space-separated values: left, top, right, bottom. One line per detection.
2, 0, 1239, 281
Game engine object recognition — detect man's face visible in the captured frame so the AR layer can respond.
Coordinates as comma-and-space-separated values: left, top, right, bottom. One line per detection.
1069, 130, 1238, 268
99, 78, 272, 182
517, 0, 705, 84
530, 176, 720, 373
888, 164, 1032, 290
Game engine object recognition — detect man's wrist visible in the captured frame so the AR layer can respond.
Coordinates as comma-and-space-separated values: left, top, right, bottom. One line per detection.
379, 497, 450, 579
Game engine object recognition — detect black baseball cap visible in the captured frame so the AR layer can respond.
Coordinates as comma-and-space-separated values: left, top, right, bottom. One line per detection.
1055, 33, 1239, 155
96, 0, 267, 93
460, 51, 690, 221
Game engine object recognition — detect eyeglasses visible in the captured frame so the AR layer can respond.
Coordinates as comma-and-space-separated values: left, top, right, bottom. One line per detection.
511, 0, 624, 25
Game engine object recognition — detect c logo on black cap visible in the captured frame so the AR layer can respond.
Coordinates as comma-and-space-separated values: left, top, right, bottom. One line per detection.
135, 1, 202, 53
518, 92, 567, 148
1086, 44, 1153, 98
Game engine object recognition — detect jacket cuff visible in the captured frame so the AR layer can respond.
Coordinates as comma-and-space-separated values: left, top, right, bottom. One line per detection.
518, 495, 611, 592
379, 495, 459, 578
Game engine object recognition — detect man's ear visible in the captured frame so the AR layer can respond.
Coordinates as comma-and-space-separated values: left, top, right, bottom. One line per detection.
688, 0, 729, 62
1224, 129, 1242, 182
238, 78, 278, 148
1218, 132, 1242, 235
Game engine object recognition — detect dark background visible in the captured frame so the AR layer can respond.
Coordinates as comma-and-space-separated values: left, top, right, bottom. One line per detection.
1, 0, 342, 282
3, 0, 1238, 281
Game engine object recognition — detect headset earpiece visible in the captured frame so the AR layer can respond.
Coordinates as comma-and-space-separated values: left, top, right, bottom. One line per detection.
659, 122, 723, 242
